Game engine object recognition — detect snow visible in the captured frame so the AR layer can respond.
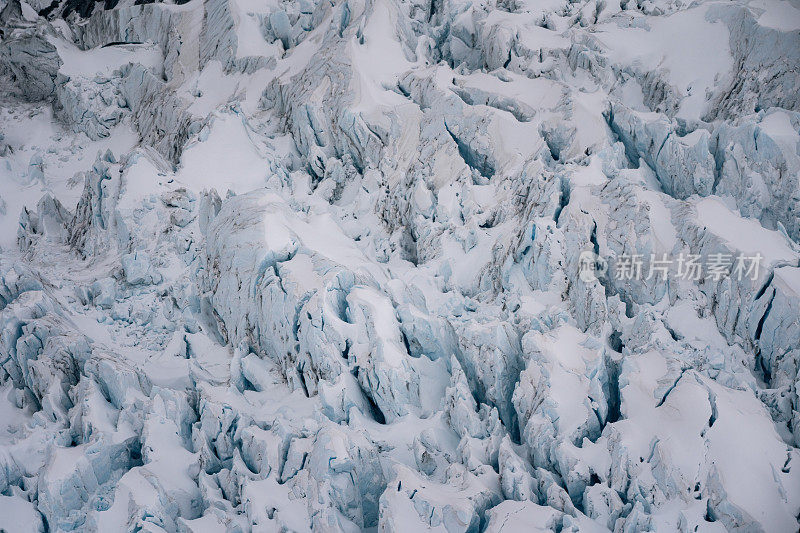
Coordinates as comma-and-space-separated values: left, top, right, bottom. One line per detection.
348, 0, 414, 113
0, 104, 139, 249
230, 0, 281, 59
752, 0, 800, 31
0, 495, 43, 533
596, 5, 733, 119
176, 112, 267, 193
1, 0, 799, 530
55, 41, 163, 78
694, 196, 796, 265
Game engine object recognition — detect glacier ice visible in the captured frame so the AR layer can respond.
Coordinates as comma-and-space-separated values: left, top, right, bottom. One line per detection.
1, 0, 800, 530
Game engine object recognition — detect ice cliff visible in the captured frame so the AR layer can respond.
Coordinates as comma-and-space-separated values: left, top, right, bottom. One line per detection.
1, 0, 800, 530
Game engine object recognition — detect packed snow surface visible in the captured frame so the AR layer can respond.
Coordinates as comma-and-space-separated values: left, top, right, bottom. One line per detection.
1, 0, 800, 530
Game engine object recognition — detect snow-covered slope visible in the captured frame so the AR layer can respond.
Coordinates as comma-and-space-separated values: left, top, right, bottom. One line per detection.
1, 0, 799, 529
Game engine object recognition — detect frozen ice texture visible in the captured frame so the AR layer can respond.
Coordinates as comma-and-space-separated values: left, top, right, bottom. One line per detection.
0, 0, 799, 530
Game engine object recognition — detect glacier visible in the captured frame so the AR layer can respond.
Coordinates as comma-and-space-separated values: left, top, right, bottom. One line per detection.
0, 0, 799, 530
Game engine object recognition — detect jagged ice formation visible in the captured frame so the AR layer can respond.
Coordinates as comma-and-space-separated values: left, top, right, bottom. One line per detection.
0, 0, 800, 530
